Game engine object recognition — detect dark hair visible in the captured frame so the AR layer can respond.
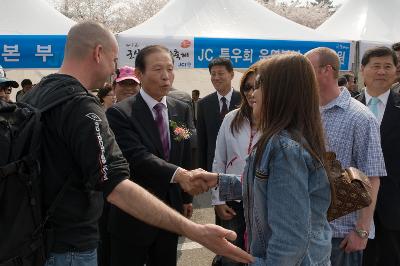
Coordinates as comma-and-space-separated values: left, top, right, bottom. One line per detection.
343, 73, 354, 82
135, 45, 173, 72
208, 57, 233, 73
338, 76, 348, 87
21, 79, 32, 87
192, 89, 200, 96
392, 42, 400, 51
97, 83, 113, 103
254, 52, 336, 201
230, 62, 260, 135
361, 46, 398, 66
255, 53, 327, 166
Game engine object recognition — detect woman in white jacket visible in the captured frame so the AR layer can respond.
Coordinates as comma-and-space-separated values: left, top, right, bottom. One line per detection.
212, 63, 260, 266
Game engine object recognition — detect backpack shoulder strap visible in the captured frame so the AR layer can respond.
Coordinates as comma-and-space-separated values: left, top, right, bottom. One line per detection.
39, 90, 88, 113
36, 85, 93, 220
44, 175, 73, 221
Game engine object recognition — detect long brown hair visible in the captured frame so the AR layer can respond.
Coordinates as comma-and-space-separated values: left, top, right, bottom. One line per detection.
230, 62, 259, 135
255, 52, 326, 169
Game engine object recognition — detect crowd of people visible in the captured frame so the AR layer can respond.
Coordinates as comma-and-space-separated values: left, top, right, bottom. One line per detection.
0, 20, 399, 266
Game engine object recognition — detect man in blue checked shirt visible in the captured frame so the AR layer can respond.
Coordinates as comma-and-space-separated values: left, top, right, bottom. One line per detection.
306, 47, 386, 266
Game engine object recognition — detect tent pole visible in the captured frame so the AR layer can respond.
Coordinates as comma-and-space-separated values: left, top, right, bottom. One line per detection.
354, 41, 361, 88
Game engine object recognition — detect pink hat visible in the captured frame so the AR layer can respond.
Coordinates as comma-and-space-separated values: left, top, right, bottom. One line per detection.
115, 66, 140, 84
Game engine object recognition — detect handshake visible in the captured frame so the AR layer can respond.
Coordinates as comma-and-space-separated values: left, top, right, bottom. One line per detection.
174, 168, 220, 195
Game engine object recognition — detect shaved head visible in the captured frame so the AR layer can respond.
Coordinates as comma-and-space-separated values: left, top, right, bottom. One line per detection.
305, 47, 340, 79
64, 21, 116, 60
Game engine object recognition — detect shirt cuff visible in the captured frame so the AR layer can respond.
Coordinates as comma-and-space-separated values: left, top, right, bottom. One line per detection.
171, 167, 181, 183
211, 186, 226, 206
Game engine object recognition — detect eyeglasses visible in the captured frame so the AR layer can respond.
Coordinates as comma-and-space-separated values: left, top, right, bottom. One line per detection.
319, 64, 337, 71
243, 84, 254, 92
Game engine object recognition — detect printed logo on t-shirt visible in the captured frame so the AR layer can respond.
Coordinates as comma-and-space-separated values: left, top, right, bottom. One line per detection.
85, 113, 102, 122
86, 112, 108, 182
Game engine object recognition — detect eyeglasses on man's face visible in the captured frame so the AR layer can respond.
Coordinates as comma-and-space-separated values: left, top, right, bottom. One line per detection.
319, 64, 337, 71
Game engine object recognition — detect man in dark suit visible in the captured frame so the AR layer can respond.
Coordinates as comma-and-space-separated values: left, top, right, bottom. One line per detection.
106, 45, 197, 266
358, 47, 400, 266
392, 42, 400, 93
196, 58, 241, 266
191, 89, 200, 127
197, 58, 241, 172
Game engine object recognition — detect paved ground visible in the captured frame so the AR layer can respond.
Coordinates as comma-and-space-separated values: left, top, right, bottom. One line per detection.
177, 191, 216, 266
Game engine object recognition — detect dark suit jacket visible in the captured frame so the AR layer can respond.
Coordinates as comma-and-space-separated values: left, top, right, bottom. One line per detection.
357, 91, 400, 230
106, 93, 193, 245
197, 90, 241, 171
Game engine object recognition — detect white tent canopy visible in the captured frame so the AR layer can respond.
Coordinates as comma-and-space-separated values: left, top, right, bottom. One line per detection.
0, 0, 75, 35
118, 0, 352, 95
317, 0, 400, 43
119, 0, 335, 41
317, 0, 399, 74
0, 0, 75, 101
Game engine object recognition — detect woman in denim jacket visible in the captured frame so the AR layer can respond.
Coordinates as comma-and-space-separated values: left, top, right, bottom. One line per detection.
196, 53, 333, 265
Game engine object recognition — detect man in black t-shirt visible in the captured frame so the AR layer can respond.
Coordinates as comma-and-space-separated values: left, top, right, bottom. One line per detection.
22, 21, 252, 266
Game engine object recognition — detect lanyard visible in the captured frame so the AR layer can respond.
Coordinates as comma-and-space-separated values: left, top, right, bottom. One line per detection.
247, 127, 257, 155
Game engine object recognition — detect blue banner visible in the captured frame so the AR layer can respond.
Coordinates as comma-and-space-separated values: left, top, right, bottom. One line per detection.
0, 35, 66, 69
194, 38, 352, 70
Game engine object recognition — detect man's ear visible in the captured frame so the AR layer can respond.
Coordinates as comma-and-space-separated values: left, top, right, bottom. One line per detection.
360, 65, 365, 77
230, 71, 234, 80
134, 68, 143, 81
93, 44, 102, 64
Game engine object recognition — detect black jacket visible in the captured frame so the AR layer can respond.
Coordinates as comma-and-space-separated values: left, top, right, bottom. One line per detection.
356, 91, 400, 230
106, 93, 193, 245
197, 90, 241, 171
23, 74, 129, 252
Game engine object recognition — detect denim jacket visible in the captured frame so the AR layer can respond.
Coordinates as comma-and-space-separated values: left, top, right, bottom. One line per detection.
219, 132, 332, 266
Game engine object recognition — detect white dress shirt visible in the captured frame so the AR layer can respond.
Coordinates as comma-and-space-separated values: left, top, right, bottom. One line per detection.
140, 88, 171, 148
365, 88, 390, 126
211, 109, 260, 205
217, 88, 234, 111
140, 89, 180, 182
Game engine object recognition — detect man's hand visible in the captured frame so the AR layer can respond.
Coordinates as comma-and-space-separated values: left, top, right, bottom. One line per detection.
108, 180, 253, 264
183, 203, 193, 219
190, 168, 219, 188
174, 168, 208, 195
339, 230, 368, 253
186, 223, 254, 264
215, 204, 236, 220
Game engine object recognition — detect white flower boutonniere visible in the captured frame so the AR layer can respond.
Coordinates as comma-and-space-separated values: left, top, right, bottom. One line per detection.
169, 120, 191, 142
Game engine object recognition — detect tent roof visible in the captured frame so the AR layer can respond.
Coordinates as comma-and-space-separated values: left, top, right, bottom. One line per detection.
0, 0, 75, 35
119, 0, 336, 41
317, 0, 400, 43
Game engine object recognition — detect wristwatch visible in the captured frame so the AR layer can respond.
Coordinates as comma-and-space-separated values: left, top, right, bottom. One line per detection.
354, 228, 369, 239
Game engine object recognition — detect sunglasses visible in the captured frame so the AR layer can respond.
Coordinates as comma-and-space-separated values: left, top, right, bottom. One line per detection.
243, 84, 254, 92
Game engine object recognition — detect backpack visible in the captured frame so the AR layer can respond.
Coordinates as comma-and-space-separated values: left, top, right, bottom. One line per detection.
0, 88, 87, 266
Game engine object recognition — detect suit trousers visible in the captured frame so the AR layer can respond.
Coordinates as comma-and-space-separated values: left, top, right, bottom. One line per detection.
110, 229, 178, 266
363, 215, 400, 266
